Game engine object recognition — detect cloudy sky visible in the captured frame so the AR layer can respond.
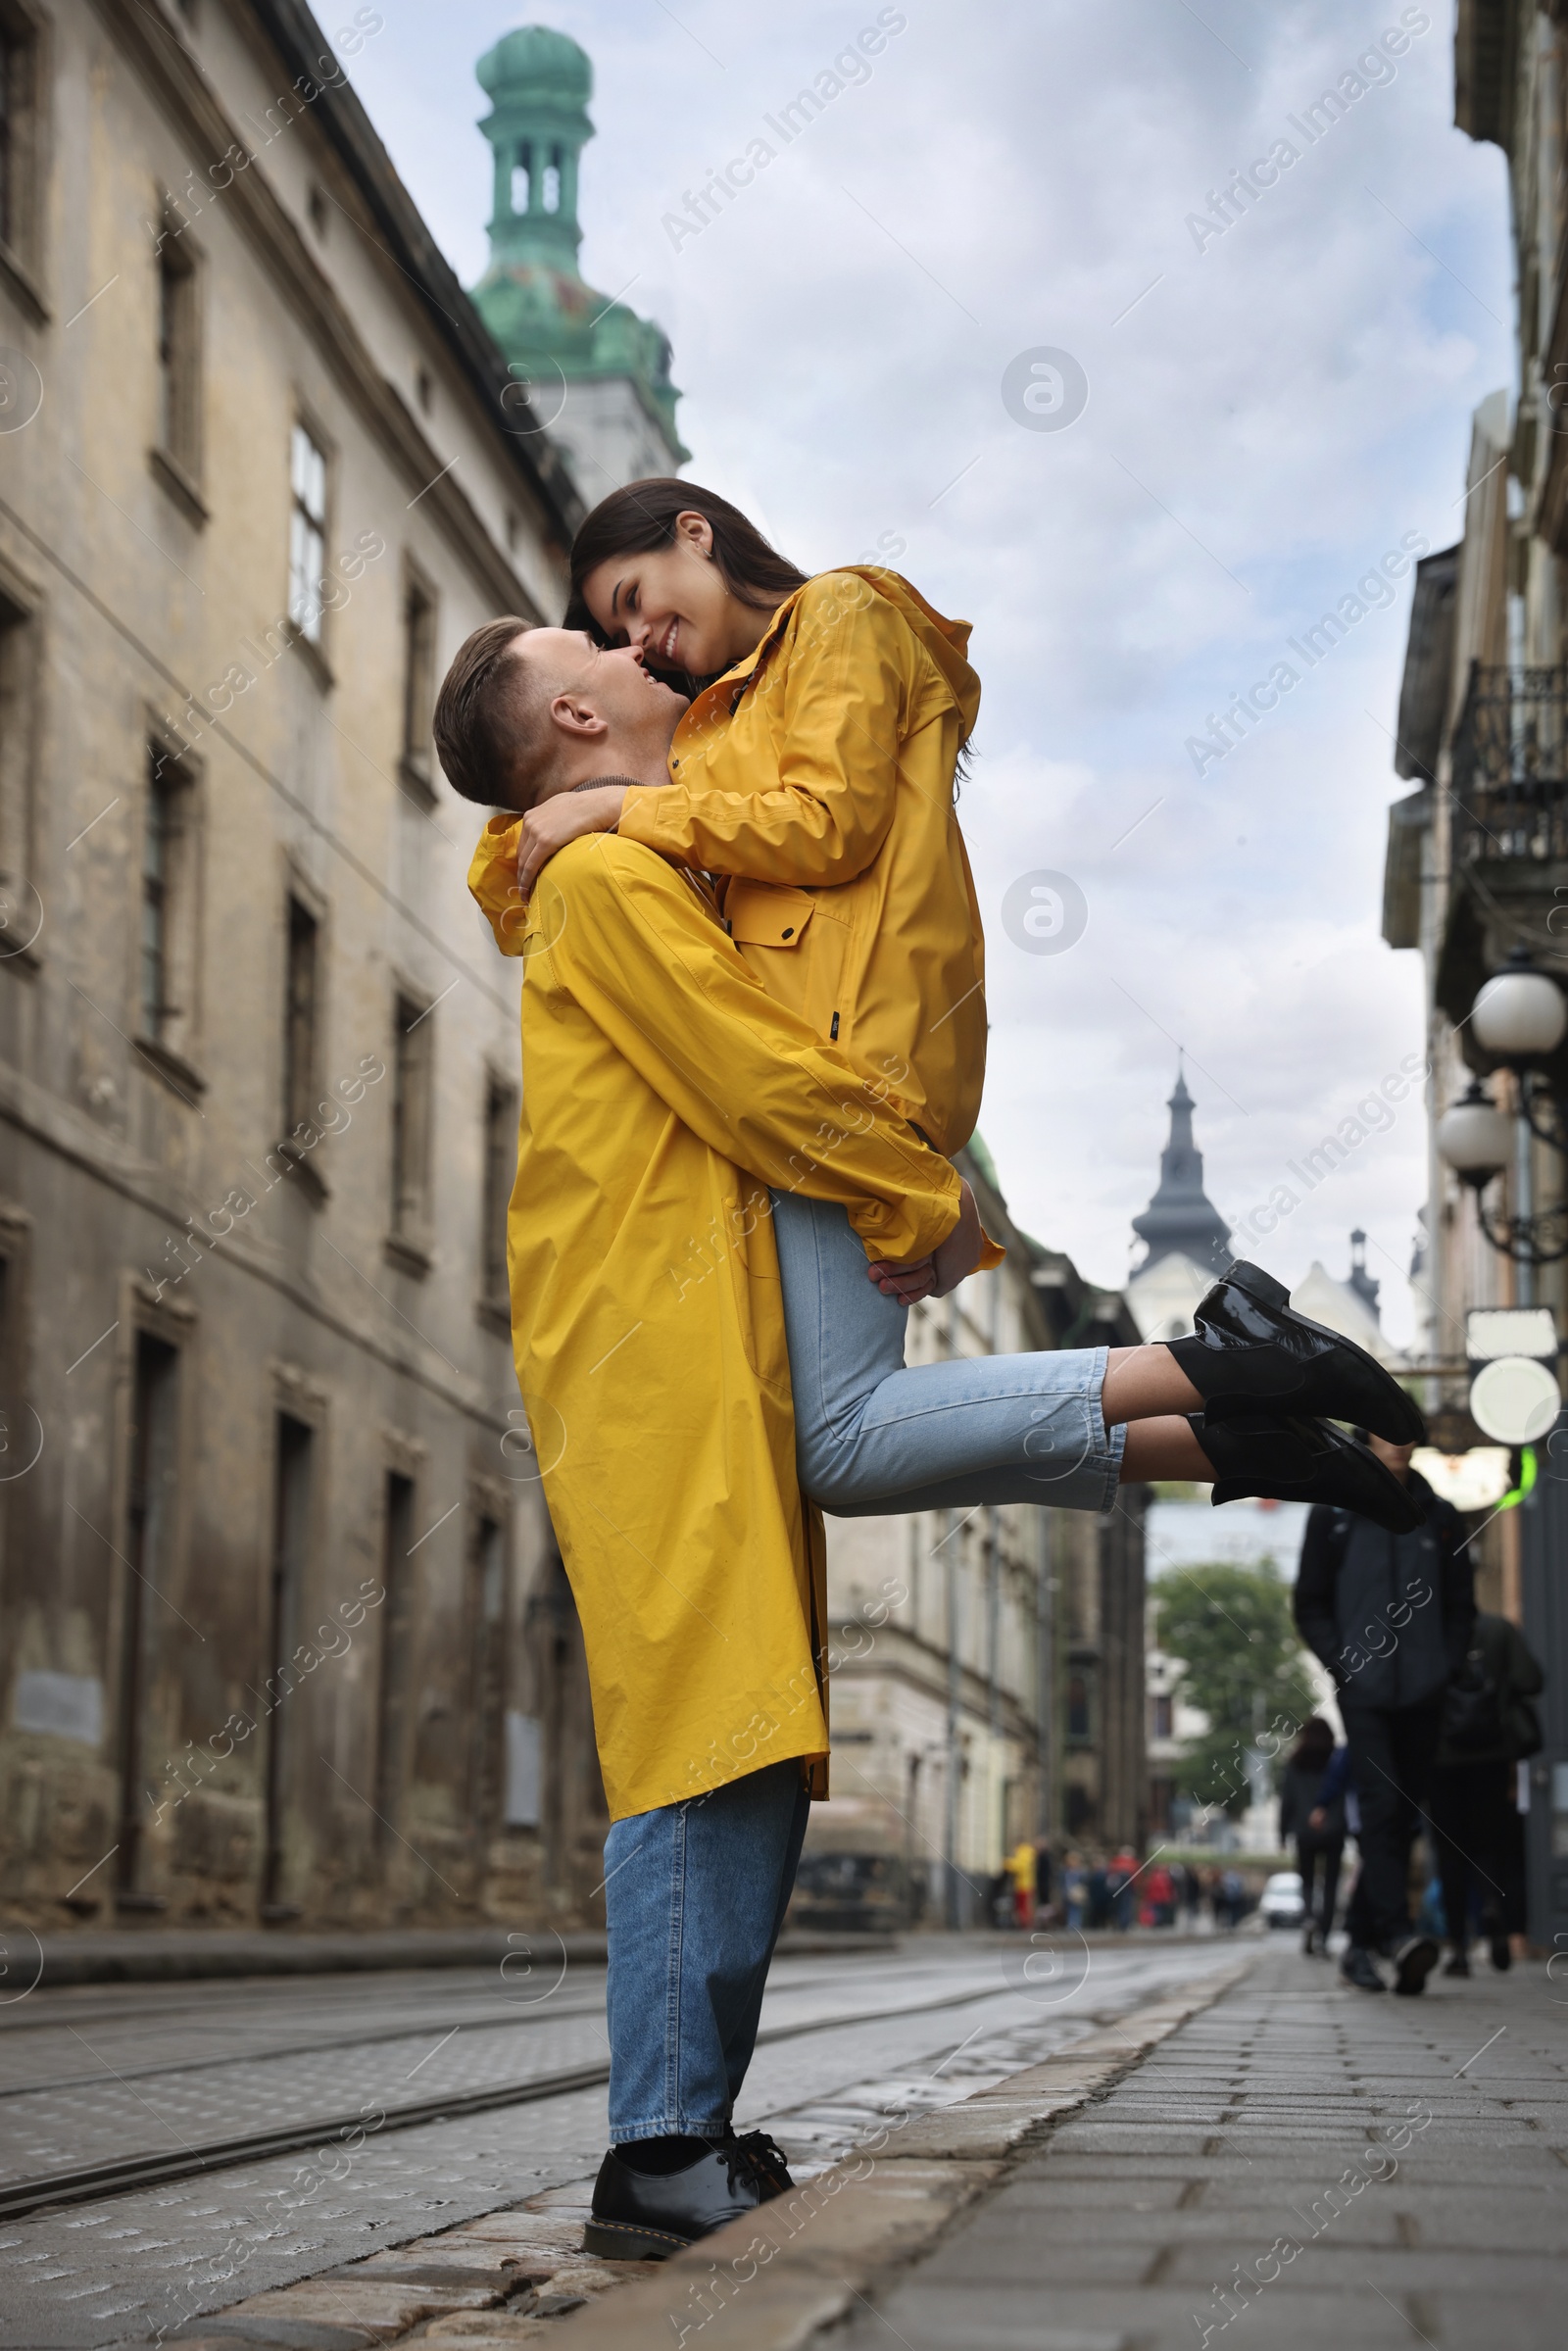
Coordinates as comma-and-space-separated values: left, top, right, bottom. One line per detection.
343, 0, 1510, 1345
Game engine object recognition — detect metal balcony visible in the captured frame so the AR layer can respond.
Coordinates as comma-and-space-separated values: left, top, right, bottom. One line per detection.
1450, 661, 1568, 865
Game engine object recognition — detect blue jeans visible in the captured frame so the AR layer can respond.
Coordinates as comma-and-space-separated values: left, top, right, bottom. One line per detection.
769, 1191, 1125, 1512
603, 1758, 810, 2140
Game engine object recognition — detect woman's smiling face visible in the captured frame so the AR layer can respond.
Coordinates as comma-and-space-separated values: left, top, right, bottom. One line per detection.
579, 510, 747, 678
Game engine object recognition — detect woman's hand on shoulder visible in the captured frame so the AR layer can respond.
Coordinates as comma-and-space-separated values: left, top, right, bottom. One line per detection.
515, 786, 626, 900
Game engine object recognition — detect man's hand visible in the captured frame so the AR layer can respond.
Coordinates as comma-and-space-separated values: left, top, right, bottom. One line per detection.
865, 1252, 937, 1305
515, 785, 627, 900
864, 1180, 985, 1309
1307, 1806, 1327, 1833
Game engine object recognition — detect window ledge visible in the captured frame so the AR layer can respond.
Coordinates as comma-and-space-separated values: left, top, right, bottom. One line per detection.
134, 1035, 207, 1105
290, 627, 335, 695
476, 1296, 512, 1342
0, 239, 49, 328
149, 444, 209, 527
276, 1136, 328, 1205
384, 1231, 432, 1280
398, 754, 438, 810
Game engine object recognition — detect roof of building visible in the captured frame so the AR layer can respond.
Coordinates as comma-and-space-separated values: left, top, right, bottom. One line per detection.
470, 24, 688, 457
1130, 1066, 1233, 1277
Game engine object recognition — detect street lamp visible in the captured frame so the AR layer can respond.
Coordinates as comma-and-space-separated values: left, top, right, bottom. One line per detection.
1438, 951, 1568, 1268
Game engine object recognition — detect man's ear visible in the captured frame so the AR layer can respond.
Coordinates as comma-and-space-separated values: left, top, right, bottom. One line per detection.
548, 690, 609, 742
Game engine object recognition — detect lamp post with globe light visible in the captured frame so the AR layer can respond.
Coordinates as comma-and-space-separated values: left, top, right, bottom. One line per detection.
1436, 948, 1568, 1287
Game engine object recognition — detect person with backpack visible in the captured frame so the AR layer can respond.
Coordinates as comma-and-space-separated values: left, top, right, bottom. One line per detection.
1278, 1717, 1346, 1955
1293, 1433, 1475, 1994
1431, 1612, 1544, 1975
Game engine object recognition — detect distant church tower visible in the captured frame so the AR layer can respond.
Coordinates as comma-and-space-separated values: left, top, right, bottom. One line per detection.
471, 25, 688, 501
1125, 1065, 1233, 1343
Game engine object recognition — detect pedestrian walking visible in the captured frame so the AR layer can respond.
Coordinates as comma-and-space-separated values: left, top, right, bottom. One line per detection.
1145, 1861, 1176, 1927
1107, 1845, 1140, 1931
1006, 1839, 1036, 1930
1294, 1435, 1475, 1996
1063, 1851, 1088, 1931
1087, 1856, 1112, 1931
1278, 1716, 1347, 1955
1431, 1611, 1544, 1976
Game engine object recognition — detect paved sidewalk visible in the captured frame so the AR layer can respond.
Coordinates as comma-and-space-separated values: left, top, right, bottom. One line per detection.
836, 1942, 1567, 2349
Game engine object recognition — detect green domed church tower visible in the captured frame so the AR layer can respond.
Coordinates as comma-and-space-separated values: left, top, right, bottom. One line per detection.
471, 25, 688, 497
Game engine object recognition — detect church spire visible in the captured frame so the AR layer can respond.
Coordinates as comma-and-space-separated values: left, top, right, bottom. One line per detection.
1130, 1062, 1233, 1276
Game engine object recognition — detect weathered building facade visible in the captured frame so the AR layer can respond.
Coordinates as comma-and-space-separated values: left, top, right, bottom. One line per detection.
0, 0, 617, 1932
1381, 0, 1568, 1949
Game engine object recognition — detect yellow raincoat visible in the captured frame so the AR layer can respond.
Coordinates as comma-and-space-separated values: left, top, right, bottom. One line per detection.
472, 831, 961, 1822
470, 569, 989, 1157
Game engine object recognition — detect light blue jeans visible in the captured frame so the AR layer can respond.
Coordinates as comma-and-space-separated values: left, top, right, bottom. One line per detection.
604, 1758, 809, 2139
769, 1190, 1126, 1513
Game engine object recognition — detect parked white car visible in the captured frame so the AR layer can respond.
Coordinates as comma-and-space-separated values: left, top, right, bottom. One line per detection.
1259, 1871, 1306, 1929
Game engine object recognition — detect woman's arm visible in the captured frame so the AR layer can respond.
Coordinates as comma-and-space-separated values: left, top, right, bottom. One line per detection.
616, 576, 922, 886
538, 834, 962, 1268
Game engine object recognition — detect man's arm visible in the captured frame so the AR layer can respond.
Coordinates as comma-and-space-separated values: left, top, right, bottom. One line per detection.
1293, 1507, 1344, 1674
616, 576, 915, 886
538, 834, 963, 1269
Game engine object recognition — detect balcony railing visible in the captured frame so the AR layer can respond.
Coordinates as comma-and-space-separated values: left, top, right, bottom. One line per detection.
1451, 661, 1568, 864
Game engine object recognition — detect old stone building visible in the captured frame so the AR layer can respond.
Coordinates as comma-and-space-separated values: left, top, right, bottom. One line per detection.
0, 0, 620, 1932
795, 1139, 1149, 1928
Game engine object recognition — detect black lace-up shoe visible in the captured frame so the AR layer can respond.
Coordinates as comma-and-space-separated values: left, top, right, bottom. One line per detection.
583, 2139, 773, 2262
1190, 1407, 1424, 1534
1170, 1260, 1426, 1445
727, 2128, 793, 2197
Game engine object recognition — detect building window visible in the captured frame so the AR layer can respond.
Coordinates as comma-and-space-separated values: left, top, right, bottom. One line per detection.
481, 1075, 516, 1312
156, 233, 201, 485
375, 1469, 416, 1839
137, 742, 202, 1089
288, 421, 327, 644
0, 575, 37, 928
263, 1413, 313, 1919
118, 1332, 180, 1902
1065, 1672, 1091, 1743
401, 572, 436, 792
511, 147, 530, 214
542, 149, 561, 213
1152, 1691, 1173, 1740
282, 895, 319, 1138
388, 992, 433, 1263
140, 755, 176, 1043
0, 5, 42, 280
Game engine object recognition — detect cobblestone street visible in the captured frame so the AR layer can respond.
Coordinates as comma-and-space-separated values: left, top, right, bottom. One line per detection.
539, 1941, 1566, 2351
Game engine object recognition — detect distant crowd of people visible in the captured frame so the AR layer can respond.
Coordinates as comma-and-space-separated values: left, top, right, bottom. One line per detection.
990, 1844, 1255, 1935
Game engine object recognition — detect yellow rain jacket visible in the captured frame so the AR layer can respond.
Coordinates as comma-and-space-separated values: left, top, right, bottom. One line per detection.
470, 568, 988, 1157
470, 830, 961, 1822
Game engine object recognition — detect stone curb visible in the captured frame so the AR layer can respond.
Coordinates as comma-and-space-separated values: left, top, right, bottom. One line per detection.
544, 1956, 1258, 2350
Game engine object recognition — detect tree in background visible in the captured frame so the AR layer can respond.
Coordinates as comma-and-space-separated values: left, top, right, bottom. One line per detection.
1152, 1561, 1319, 1822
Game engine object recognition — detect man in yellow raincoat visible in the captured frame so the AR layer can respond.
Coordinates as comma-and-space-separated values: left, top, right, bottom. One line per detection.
438, 618, 971, 2259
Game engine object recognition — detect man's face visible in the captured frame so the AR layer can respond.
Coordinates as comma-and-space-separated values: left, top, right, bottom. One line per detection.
515, 628, 688, 799
1368, 1434, 1416, 1483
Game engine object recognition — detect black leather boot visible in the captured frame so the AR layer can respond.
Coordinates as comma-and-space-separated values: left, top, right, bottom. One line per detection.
583, 2138, 778, 2261
1190, 1407, 1424, 1533
1169, 1260, 1425, 1445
